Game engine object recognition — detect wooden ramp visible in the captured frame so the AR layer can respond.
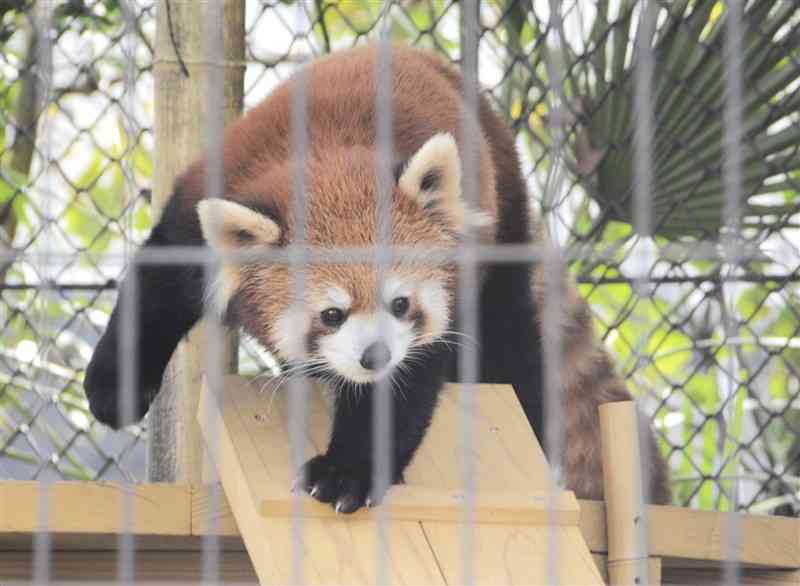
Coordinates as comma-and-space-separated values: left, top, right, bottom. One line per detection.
198, 375, 604, 585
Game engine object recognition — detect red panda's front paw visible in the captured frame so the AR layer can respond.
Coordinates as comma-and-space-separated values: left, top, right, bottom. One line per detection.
297, 454, 382, 514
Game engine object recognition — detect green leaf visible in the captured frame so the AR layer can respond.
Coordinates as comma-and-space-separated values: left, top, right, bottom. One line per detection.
569, 0, 800, 238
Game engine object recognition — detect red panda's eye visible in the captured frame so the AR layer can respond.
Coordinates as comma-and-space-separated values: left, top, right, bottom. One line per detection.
390, 297, 410, 318
321, 308, 345, 327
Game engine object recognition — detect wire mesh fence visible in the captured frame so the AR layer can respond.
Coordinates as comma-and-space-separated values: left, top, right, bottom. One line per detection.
1, 0, 800, 519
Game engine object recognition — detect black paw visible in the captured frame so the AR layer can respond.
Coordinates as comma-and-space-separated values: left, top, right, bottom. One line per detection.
84, 356, 151, 429
297, 454, 387, 514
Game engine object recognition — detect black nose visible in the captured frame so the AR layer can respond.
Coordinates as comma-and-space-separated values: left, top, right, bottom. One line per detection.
360, 342, 391, 371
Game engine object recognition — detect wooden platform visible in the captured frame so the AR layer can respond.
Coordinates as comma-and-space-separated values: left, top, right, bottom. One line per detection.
2, 483, 800, 583
2, 376, 800, 584
195, 376, 602, 584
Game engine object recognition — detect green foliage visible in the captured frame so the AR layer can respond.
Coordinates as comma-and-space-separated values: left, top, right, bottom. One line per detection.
569, 1, 800, 238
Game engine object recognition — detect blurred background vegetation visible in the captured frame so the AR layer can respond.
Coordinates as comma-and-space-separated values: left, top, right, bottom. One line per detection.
1, 0, 799, 513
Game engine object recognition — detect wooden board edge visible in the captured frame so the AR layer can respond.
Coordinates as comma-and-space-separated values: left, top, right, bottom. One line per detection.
259, 486, 581, 526
578, 499, 800, 569
0, 481, 191, 537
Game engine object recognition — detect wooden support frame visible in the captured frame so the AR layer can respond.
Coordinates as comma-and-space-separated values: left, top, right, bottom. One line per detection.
3, 482, 800, 583
197, 376, 605, 585
149, 0, 245, 483
599, 401, 658, 585
4, 388, 800, 584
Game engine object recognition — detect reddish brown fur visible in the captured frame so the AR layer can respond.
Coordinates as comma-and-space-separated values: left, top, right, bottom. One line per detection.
175, 46, 498, 242
182, 45, 670, 504
532, 227, 672, 503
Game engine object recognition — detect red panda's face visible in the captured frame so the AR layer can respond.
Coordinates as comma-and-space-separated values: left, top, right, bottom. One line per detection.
263, 266, 451, 384
197, 133, 490, 386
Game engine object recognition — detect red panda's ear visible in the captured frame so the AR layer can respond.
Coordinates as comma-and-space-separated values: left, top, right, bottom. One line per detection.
398, 133, 491, 232
196, 199, 281, 251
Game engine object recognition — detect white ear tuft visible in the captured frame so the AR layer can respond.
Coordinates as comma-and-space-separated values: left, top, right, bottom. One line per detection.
197, 199, 281, 251
398, 133, 461, 207
398, 133, 491, 232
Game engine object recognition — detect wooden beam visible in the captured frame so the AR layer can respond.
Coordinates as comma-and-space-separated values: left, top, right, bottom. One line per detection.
0, 482, 190, 536
578, 499, 800, 569
3, 482, 796, 571
4, 551, 798, 585
149, 0, 244, 484
197, 375, 604, 585
0, 551, 258, 583
197, 376, 446, 584
600, 401, 655, 584
259, 486, 581, 525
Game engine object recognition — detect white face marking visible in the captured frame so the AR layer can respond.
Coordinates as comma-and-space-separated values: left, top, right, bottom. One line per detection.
319, 312, 415, 384
382, 276, 411, 305
418, 279, 449, 337
323, 286, 352, 310
271, 307, 312, 361
204, 265, 239, 316
268, 275, 451, 385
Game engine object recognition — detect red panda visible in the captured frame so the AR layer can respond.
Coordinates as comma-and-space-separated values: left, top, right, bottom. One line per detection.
85, 45, 671, 511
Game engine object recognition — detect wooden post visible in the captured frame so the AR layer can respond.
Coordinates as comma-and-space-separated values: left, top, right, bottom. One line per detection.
599, 401, 660, 585
148, 0, 245, 483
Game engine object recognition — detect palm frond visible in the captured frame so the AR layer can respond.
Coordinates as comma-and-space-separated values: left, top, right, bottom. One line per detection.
572, 0, 800, 238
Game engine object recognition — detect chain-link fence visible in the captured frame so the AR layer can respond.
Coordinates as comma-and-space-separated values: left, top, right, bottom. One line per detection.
2, 0, 799, 514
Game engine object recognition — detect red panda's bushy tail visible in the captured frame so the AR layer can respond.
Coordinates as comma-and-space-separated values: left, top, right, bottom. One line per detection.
531, 233, 672, 504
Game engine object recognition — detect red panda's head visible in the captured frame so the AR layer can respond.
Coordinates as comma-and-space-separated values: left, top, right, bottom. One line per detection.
197, 133, 491, 385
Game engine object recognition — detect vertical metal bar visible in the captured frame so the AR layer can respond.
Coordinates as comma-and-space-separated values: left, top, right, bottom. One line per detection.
31, 1, 53, 583
632, 0, 657, 247
541, 1, 572, 583
117, 256, 138, 585
541, 248, 563, 586
620, 0, 660, 581
288, 5, 310, 584
117, 1, 140, 582
722, 0, 744, 583
459, 2, 480, 584
373, 7, 394, 584
202, 2, 226, 583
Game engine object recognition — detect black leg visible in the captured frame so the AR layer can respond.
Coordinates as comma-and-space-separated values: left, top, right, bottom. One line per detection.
84, 195, 205, 428
479, 263, 546, 453
300, 345, 448, 513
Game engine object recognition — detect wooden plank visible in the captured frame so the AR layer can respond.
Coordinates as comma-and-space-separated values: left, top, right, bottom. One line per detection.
197, 378, 284, 583
577, 499, 800, 569
646, 506, 800, 569
0, 532, 245, 553
421, 523, 604, 585
0, 486, 797, 570
3, 551, 797, 586
192, 483, 242, 538
202, 375, 601, 585
148, 0, 244, 484
580, 499, 608, 552
0, 482, 190, 536
405, 379, 554, 492
607, 557, 661, 586
0, 550, 258, 583
260, 485, 581, 526
600, 402, 652, 585
215, 375, 558, 512
662, 568, 800, 585
198, 375, 446, 584
593, 553, 610, 583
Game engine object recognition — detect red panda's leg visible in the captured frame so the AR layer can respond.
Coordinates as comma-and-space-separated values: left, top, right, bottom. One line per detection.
84, 192, 205, 428
299, 345, 449, 514
479, 262, 547, 451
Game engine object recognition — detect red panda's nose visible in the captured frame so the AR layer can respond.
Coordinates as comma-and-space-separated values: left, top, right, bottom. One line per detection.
360, 342, 391, 371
